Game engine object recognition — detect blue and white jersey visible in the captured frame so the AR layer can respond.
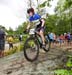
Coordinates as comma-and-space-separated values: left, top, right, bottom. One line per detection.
29, 13, 41, 26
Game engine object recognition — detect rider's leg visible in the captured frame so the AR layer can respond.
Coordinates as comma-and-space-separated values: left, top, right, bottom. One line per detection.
39, 30, 45, 45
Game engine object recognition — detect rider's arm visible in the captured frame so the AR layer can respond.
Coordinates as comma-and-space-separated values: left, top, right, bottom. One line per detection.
41, 19, 45, 27
27, 22, 31, 30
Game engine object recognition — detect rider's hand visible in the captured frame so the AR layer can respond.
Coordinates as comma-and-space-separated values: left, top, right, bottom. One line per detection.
23, 29, 29, 33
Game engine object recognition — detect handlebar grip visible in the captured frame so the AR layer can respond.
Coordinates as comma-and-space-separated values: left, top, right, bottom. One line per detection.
23, 29, 29, 34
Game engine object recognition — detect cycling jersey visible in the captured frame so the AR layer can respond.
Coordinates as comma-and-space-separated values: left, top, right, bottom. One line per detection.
29, 13, 41, 22
29, 13, 45, 32
29, 13, 42, 26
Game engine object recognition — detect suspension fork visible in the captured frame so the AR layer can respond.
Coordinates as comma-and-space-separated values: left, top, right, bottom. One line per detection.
35, 34, 42, 47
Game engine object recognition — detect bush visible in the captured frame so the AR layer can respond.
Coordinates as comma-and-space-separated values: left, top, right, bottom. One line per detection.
4, 44, 23, 56
54, 69, 72, 75
4, 34, 28, 57
54, 55, 72, 75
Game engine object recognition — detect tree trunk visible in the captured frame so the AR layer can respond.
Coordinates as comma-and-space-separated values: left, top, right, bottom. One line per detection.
30, 0, 32, 8
37, 0, 40, 13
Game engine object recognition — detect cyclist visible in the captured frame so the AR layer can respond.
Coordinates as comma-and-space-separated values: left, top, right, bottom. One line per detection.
26, 8, 46, 48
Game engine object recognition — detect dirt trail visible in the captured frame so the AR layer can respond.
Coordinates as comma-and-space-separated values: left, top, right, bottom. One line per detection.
0, 47, 70, 75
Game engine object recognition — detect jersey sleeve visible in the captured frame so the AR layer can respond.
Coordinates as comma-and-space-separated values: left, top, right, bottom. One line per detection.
36, 14, 41, 19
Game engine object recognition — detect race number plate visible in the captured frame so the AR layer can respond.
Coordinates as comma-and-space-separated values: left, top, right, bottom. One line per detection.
29, 28, 35, 35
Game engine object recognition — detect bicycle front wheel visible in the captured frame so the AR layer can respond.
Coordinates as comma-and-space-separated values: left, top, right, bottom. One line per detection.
23, 37, 39, 62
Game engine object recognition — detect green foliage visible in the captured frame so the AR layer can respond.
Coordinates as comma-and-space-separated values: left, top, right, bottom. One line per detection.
54, 55, 72, 75
37, 0, 52, 14
66, 56, 72, 67
2, 0, 71, 36
45, 13, 71, 34
63, 0, 72, 10
4, 44, 24, 56
45, 15, 57, 33
54, 0, 72, 34
54, 69, 72, 75
54, 69, 68, 75
55, 0, 72, 12
15, 22, 28, 34
66, 58, 72, 67
13, 14, 71, 35
39, 1, 47, 8
7, 27, 14, 35
4, 46, 18, 56
13, 38, 19, 43
38, 0, 52, 8
22, 34, 28, 42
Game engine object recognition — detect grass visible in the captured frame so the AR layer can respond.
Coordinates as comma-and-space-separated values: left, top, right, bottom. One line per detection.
4, 44, 23, 57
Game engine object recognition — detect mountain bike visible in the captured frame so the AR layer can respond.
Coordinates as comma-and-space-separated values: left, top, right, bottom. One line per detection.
23, 28, 51, 62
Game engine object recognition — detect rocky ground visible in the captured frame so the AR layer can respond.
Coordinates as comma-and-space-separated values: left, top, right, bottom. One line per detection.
0, 47, 71, 75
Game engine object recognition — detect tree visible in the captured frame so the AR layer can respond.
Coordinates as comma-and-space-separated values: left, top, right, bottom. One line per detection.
15, 22, 28, 34
45, 14, 58, 34
15, 0, 72, 35
7, 27, 14, 35
63, 0, 72, 11
36, 0, 53, 15
54, 0, 72, 34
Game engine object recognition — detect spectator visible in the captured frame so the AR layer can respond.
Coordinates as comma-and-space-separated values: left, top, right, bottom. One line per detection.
67, 32, 71, 45
59, 34, 65, 47
53, 33, 56, 42
70, 33, 72, 45
0, 27, 5, 57
19, 33, 23, 42
48, 32, 55, 48
48, 32, 54, 41
56, 35, 60, 45
7, 35, 14, 50
64, 33, 67, 46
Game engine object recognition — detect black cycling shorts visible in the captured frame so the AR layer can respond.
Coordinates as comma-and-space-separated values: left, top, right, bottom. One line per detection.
36, 23, 45, 32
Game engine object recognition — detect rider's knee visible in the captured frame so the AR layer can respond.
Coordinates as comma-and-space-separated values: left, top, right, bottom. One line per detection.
40, 30, 43, 34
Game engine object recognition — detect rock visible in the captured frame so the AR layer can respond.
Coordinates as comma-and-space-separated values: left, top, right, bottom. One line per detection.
0, 72, 7, 75
0, 48, 68, 75
9, 70, 23, 75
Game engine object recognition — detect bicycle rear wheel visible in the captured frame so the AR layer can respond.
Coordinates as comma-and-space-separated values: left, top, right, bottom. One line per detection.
23, 37, 39, 62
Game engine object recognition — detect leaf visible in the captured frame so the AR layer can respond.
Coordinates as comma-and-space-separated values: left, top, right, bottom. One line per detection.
66, 58, 72, 67
54, 69, 68, 75
39, 1, 47, 8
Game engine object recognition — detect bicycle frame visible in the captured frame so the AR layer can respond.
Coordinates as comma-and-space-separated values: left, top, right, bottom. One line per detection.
29, 32, 43, 48
28, 28, 49, 48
